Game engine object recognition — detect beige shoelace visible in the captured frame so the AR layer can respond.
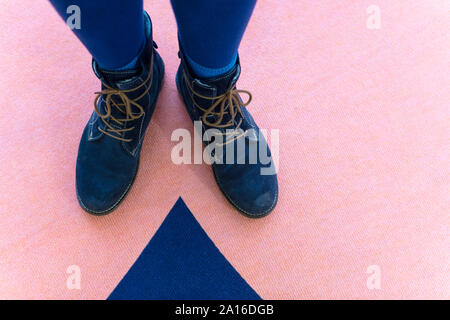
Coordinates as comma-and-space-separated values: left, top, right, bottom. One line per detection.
184, 73, 252, 145
93, 55, 154, 142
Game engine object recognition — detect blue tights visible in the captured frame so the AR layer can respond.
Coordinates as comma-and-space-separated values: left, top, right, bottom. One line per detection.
49, 0, 257, 77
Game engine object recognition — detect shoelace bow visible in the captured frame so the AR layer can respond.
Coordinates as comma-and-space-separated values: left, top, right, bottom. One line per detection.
93, 55, 154, 142
184, 73, 252, 145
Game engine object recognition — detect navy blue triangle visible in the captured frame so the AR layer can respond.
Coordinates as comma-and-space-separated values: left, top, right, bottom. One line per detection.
108, 197, 261, 300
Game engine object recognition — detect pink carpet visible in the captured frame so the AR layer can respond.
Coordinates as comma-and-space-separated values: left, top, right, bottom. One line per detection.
0, 0, 449, 299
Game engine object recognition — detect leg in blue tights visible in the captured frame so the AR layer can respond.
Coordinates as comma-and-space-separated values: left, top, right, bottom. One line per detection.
48, 0, 145, 70
170, 0, 257, 78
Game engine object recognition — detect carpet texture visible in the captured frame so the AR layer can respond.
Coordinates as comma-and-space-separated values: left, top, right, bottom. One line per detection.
0, 0, 448, 299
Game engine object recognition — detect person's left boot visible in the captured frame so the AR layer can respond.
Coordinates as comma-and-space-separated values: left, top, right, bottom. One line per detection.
175, 48, 278, 218
76, 13, 165, 215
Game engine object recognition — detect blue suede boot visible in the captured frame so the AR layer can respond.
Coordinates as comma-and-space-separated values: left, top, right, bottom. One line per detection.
175, 48, 278, 218
76, 14, 165, 215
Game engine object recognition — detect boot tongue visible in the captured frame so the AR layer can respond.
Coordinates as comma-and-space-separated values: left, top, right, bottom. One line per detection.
198, 63, 243, 130
201, 63, 240, 95
99, 66, 142, 86
95, 66, 143, 124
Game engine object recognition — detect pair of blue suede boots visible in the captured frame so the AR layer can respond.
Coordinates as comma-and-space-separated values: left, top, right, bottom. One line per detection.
76, 13, 278, 218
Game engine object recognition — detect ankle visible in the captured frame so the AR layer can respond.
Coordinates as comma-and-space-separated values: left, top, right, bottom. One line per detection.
98, 38, 146, 72
184, 52, 237, 79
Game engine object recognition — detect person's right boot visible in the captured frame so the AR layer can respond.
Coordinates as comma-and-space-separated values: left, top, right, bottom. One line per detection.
76, 13, 165, 215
